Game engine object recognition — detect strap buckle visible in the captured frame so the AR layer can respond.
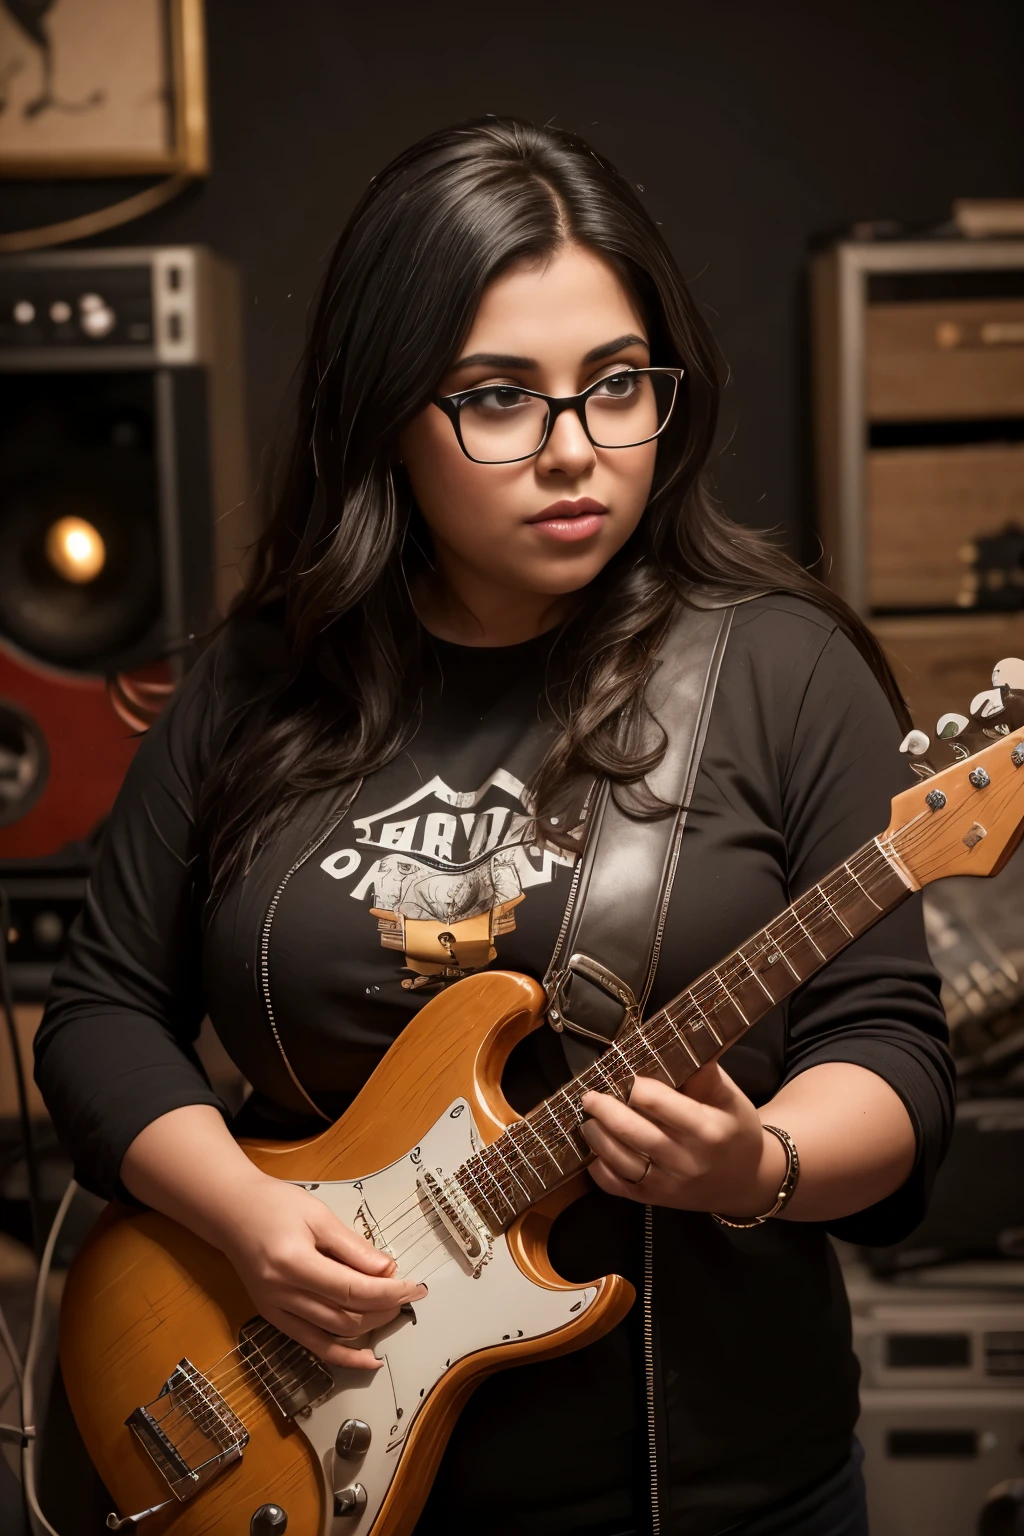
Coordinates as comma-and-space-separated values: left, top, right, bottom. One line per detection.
546, 951, 640, 1045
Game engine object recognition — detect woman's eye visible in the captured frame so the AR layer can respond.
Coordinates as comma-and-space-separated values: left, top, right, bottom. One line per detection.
471, 386, 529, 411
595, 371, 639, 399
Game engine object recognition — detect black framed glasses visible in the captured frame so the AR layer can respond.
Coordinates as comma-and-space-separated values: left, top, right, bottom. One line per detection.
433, 366, 684, 465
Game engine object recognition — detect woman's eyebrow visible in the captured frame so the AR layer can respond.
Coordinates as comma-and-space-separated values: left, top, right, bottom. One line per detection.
449, 333, 650, 374
450, 351, 537, 372
582, 333, 649, 364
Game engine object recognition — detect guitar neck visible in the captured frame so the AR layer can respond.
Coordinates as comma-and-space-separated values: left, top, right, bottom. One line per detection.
456, 835, 913, 1233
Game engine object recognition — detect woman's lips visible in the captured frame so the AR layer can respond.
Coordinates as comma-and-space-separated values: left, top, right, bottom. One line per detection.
526, 498, 608, 543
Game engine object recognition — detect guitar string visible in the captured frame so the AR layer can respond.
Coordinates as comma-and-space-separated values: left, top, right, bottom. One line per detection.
341, 812, 944, 1249
306, 831, 913, 1271
356, 831, 918, 1271
373, 829, 917, 1252
388, 805, 969, 1263
160, 801, 969, 1434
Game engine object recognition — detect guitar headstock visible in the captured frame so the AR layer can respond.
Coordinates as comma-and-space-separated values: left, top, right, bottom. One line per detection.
884, 657, 1024, 888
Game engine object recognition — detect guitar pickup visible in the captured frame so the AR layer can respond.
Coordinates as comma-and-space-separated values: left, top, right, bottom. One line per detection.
417, 1170, 491, 1274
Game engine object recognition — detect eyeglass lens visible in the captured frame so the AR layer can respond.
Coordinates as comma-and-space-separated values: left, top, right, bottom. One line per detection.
458, 370, 677, 464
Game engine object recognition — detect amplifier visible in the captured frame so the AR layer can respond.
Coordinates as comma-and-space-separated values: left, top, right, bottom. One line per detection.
846, 1260, 1024, 1535
857, 1387, 1024, 1536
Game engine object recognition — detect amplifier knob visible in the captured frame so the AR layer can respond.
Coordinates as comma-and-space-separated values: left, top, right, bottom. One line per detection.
250, 1505, 287, 1535
80, 293, 117, 338
335, 1418, 371, 1458
333, 1484, 367, 1518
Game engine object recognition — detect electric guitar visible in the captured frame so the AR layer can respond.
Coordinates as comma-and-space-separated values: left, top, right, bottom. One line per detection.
61, 667, 1024, 1536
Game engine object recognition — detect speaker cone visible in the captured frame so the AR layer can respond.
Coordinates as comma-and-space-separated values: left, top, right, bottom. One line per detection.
0, 699, 49, 829
0, 373, 162, 671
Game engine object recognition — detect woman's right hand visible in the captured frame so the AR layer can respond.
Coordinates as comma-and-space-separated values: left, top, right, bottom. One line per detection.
119, 1105, 426, 1372
217, 1174, 427, 1370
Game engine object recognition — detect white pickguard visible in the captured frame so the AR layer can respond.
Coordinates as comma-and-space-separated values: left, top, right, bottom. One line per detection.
292, 1099, 597, 1535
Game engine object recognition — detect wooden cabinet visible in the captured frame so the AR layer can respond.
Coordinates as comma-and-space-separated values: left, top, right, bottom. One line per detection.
867, 443, 1024, 610
812, 241, 1024, 730
866, 300, 1024, 418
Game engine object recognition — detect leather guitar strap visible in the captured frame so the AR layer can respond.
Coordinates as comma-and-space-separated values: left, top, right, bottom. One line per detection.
544, 601, 735, 1075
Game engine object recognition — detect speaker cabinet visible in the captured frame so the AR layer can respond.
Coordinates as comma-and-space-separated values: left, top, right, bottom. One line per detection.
0, 247, 252, 991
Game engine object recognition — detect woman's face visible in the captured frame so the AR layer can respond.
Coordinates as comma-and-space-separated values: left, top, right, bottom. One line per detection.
399, 244, 660, 625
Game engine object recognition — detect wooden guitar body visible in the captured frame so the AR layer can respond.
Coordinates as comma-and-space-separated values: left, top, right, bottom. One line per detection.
60, 971, 634, 1536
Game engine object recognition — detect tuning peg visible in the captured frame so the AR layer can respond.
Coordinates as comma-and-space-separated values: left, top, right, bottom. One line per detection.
992, 657, 1024, 690
899, 729, 937, 777
970, 687, 1007, 718
936, 712, 970, 739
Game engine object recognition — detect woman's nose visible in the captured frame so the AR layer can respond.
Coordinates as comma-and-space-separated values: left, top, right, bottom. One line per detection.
536, 407, 596, 477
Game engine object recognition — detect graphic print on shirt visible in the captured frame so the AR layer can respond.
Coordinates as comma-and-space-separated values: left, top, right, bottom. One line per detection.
319, 767, 577, 981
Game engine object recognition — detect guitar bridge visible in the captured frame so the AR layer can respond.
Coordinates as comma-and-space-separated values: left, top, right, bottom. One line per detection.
126, 1360, 248, 1502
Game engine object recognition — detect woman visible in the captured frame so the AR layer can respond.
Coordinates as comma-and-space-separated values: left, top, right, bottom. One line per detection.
36, 118, 952, 1536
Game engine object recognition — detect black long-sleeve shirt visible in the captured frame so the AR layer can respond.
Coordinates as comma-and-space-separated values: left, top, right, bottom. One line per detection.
36, 593, 953, 1535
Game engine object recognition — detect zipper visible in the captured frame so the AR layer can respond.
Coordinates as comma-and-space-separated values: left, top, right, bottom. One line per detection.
643, 1202, 660, 1536
259, 785, 362, 1123
543, 781, 596, 996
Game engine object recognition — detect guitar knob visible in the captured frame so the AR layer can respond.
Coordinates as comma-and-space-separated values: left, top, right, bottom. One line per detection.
333, 1484, 367, 1518
250, 1506, 288, 1536
335, 1418, 372, 1458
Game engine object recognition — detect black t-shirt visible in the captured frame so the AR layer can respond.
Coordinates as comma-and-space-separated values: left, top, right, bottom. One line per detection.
265, 628, 582, 1112
36, 594, 953, 1536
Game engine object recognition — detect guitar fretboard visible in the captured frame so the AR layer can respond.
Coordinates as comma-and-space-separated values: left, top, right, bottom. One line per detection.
454, 837, 911, 1232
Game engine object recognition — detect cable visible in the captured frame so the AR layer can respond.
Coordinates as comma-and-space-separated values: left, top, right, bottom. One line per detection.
20, 1178, 77, 1536
0, 1180, 77, 1535
0, 175, 194, 255
0, 884, 43, 1259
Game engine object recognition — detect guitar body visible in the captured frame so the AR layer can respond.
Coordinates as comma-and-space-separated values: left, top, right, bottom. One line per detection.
60, 971, 634, 1536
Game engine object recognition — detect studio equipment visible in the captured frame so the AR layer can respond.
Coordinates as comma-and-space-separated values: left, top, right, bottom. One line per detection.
811, 235, 1024, 734
0, 246, 251, 996
848, 1260, 1024, 1536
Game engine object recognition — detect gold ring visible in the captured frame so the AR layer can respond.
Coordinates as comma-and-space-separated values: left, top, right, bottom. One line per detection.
631, 1155, 653, 1185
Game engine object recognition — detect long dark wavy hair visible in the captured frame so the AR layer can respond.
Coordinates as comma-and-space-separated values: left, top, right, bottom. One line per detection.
201, 116, 907, 901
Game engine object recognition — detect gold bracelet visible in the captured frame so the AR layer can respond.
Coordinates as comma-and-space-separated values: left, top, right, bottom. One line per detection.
711, 1125, 800, 1230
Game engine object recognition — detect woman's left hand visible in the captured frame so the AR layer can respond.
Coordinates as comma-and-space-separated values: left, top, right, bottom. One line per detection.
581, 1064, 787, 1217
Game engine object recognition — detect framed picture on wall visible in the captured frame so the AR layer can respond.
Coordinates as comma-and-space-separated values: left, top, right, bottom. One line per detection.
0, 0, 208, 177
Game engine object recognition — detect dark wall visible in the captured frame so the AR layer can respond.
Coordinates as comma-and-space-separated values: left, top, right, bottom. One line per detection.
3, 0, 1022, 557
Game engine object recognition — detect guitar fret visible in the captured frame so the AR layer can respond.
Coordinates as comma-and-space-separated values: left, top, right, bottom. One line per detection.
713, 967, 749, 1027
538, 1097, 580, 1164
591, 1059, 628, 1099
741, 949, 776, 1003
474, 1155, 517, 1219
487, 1137, 533, 1201
845, 858, 883, 911
459, 1160, 505, 1227
820, 885, 854, 938
556, 1088, 589, 1156
524, 1112, 568, 1175
635, 1027, 673, 1080
609, 1042, 638, 1083
506, 1123, 545, 1184
667, 1011, 703, 1068
693, 994, 724, 1046
792, 903, 826, 960
766, 925, 803, 980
